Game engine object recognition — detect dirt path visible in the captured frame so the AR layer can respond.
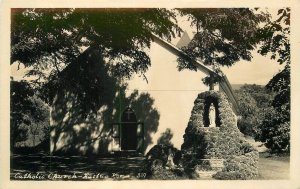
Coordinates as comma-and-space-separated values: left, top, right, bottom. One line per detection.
258, 157, 290, 180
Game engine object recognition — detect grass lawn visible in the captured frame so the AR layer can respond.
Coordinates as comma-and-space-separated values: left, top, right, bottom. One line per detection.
257, 152, 290, 180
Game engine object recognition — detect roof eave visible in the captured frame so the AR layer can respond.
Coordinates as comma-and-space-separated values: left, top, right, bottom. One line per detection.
152, 34, 239, 114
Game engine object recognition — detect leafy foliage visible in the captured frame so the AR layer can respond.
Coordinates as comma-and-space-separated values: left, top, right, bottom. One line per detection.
10, 80, 49, 149
236, 97, 260, 138
11, 8, 183, 127
177, 8, 269, 72
145, 144, 184, 179
238, 84, 274, 108
11, 8, 182, 85
26, 96, 50, 146
257, 8, 290, 111
256, 8, 290, 153
235, 84, 274, 138
257, 8, 290, 65
157, 128, 174, 146
266, 65, 290, 117
213, 150, 259, 180
10, 80, 34, 147
260, 109, 290, 153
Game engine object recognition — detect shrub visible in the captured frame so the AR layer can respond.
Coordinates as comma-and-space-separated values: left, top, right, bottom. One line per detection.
157, 128, 174, 147
213, 150, 259, 180
145, 144, 185, 179
260, 109, 290, 153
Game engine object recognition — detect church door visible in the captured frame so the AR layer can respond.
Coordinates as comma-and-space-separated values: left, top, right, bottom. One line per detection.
121, 107, 138, 150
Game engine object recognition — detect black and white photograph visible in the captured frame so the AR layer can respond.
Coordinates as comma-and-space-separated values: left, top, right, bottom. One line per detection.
1, 1, 300, 188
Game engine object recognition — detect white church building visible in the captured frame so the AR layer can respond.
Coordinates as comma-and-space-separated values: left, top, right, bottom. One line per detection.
49, 33, 238, 155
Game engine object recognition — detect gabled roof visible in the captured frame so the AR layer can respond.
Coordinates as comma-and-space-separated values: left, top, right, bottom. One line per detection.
151, 34, 239, 114
152, 34, 216, 76
60, 34, 239, 114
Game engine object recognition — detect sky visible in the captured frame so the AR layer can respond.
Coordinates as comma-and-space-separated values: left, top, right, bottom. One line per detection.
221, 53, 283, 85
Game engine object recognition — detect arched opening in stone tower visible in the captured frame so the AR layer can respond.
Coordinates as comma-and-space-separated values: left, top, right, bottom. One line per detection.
204, 101, 220, 128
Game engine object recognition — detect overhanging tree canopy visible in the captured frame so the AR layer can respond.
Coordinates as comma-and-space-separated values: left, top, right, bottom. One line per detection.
11, 8, 182, 82
256, 8, 290, 153
176, 8, 269, 72
257, 8, 290, 116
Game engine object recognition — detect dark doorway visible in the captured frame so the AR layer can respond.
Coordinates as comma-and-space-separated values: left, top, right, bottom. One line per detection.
121, 107, 138, 150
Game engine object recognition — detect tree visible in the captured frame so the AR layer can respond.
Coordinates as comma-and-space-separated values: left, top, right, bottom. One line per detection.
237, 84, 274, 108
257, 8, 290, 115
10, 80, 34, 147
176, 9, 269, 77
235, 90, 260, 137
11, 8, 182, 89
10, 79, 49, 149
175, 8, 290, 153
257, 8, 290, 113
235, 84, 274, 139
27, 95, 49, 146
256, 8, 290, 153
11, 8, 183, 121
260, 110, 290, 153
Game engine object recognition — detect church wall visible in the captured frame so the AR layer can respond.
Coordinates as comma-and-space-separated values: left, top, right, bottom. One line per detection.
49, 48, 118, 155
50, 42, 218, 155
126, 42, 212, 152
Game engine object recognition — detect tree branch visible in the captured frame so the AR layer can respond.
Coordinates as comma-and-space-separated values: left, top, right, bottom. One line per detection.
17, 62, 21, 70
52, 53, 61, 74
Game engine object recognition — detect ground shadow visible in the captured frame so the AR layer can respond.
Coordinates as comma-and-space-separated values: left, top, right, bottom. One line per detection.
11, 153, 147, 180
